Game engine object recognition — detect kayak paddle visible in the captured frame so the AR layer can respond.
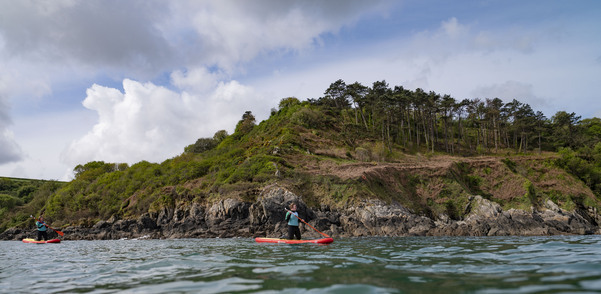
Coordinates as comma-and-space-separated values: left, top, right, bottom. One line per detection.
285, 208, 330, 238
30, 215, 64, 236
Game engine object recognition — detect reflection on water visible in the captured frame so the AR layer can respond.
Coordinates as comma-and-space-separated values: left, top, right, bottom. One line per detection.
1, 236, 601, 293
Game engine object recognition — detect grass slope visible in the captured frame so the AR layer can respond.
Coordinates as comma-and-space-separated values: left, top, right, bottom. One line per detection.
1, 100, 599, 231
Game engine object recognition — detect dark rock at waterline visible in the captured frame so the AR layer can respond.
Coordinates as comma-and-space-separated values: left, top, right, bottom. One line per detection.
2, 185, 600, 241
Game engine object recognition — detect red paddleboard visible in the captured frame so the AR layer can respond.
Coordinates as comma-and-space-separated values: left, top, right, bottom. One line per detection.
22, 238, 61, 244
255, 237, 333, 244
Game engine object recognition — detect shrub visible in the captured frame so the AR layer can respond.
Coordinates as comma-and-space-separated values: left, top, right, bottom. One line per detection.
17, 185, 36, 200
355, 147, 370, 162
523, 180, 538, 207
0, 194, 23, 209
291, 107, 322, 129
502, 158, 517, 173
278, 97, 301, 109
185, 137, 218, 153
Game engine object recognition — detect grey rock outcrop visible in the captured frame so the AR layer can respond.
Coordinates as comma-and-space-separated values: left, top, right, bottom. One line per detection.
2, 186, 600, 241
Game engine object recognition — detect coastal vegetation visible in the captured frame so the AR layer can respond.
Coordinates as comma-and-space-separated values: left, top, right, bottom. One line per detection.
2, 79, 601, 233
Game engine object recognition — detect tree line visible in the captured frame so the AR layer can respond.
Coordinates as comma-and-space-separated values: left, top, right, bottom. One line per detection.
309, 79, 600, 155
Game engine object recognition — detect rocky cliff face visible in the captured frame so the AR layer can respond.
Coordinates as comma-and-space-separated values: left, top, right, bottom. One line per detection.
3, 185, 599, 240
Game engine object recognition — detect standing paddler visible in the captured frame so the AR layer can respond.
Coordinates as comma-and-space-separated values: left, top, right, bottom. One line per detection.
285, 202, 301, 240
35, 216, 48, 241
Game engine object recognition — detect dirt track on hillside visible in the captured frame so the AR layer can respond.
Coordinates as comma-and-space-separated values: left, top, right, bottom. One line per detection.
298, 153, 558, 181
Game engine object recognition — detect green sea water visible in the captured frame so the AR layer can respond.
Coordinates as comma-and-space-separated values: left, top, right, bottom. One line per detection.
2, 236, 601, 293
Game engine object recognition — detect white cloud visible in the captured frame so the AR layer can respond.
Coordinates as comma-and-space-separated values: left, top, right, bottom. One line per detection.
60, 75, 263, 170
0, 80, 23, 164
1, 1, 599, 180
0, 0, 388, 82
0, 0, 171, 74
471, 81, 543, 105
441, 17, 468, 39
51, 1, 392, 172
162, 0, 386, 71
250, 15, 601, 121
0, 128, 22, 164
170, 67, 222, 93
0, 108, 96, 180
0, 0, 388, 173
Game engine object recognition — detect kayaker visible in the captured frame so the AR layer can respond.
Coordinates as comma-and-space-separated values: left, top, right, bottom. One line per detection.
285, 203, 301, 240
35, 216, 48, 241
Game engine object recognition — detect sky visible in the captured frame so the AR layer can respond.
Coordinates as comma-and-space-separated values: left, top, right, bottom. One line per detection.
0, 0, 600, 181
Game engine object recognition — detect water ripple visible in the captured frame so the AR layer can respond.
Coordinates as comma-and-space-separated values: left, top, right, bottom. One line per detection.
2, 236, 601, 293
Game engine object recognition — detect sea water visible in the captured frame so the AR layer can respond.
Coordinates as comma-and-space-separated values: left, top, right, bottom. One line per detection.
2, 236, 601, 293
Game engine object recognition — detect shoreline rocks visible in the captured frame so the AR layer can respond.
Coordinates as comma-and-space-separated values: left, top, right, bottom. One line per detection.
2, 186, 600, 241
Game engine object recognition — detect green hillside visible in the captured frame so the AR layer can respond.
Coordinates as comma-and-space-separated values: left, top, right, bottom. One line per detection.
0, 177, 65, 230
2, 80, 601, 232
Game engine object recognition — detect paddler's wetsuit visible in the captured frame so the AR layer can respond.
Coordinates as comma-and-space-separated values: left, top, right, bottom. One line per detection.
36, 220, 48, 241
285, 210, 301, 240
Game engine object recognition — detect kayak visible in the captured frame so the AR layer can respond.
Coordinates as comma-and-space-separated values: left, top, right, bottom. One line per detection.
255, 237, 334, 244
22, 238, 61, 244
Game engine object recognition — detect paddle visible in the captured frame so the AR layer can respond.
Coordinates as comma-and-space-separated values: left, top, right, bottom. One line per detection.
30, 215, 64, 236
285, 208, 330, 238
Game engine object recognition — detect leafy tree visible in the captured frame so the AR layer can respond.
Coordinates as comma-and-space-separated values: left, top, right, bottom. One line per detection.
515, 103, 536, 152
440, 95, 457, 153
324, 79, 351, 110
278, 97, 301, 110
17, 185, 36, 200
213, 130, 229, 143
346, 82, 369, 129
0, 178, 16, 192
502, 99, 522, 150
485, 98, 504, 153
0, 194, 23, 209
551, 111, 581, 150
117, 163, 129, 171
73, 161, 116, 179
367, 80, 392, 145
580, 117, 601, 147
185, 138, 218, 153
534, 111, 547, 153
234, 111, 256, 136
186, 130, 230, 154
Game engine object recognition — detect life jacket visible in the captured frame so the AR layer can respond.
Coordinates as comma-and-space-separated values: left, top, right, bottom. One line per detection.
285, 211, 299, 226
36, 221, 47, 231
